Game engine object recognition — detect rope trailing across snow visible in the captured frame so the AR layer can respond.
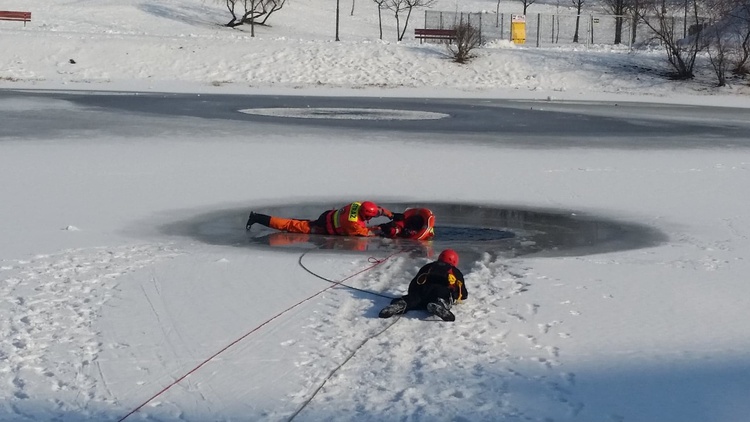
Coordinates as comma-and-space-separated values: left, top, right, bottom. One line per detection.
287, 316, 401, 422
117, 248, 404, 422
298, 249, 403, 299
287, 246, 416, 421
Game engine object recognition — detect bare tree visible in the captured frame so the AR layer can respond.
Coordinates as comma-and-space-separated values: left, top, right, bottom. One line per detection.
702, 0, 735, 85
637, 0, 704, 78
572, 0, 585, 42
603, 0, 629, 43
630, 0, 643, 44
385, 0, 436, 41
518, 0, 537, 15
447, 23, 482, 63
222, 0, 243, 27
728, 0, 750, 74
220, 0, 286, 30
336, 0, 341, 41
373, 0, 388, 39
705, 24, 731, 84
701, 0, 750, 77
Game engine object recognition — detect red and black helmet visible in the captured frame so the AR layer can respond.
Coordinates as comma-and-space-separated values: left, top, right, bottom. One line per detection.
359, 201, 379, 219
438, 249, 459, 267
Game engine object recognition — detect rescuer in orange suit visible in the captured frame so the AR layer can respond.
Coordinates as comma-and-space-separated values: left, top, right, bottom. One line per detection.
245, 201, 402, 237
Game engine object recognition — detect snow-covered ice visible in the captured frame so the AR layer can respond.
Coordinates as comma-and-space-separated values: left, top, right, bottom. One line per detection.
1, 0, 750, 421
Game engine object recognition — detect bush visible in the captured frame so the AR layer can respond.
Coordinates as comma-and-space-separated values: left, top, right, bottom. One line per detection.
447, 23, 482, 64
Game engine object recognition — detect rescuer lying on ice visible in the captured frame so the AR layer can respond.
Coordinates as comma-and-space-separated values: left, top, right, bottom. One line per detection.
245, 201, 402, 237
378, 249, 467, 322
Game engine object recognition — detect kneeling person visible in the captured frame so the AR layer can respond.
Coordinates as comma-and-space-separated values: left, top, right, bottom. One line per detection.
379, 249, 467, 322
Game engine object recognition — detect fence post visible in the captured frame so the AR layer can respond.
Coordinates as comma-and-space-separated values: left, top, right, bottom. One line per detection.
628, 16, 632, 49
479, 13, 483, 44
549, 15, 555, 44
536, 13, 541, 47
556, 14, 560, 43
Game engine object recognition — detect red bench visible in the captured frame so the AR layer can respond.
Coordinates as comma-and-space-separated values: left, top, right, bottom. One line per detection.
0, 11, 31, 26
414, 28, 456, 44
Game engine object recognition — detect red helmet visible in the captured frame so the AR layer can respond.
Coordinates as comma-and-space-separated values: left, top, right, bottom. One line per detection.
438, 249, 459, 267
359, 201, 379, 219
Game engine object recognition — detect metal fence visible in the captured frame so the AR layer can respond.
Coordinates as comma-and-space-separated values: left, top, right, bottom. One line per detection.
422, 11, 710, 47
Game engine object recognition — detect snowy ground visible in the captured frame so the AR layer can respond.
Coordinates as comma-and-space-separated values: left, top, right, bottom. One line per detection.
1, 1, 750, 421
2, 0, 750, 103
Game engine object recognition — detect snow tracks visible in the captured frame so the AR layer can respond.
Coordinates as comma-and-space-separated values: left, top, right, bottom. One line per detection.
0, 244, 179, 420
286, 252, 584, 422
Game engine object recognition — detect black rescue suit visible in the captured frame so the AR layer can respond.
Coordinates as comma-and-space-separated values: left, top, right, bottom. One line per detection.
398, 260, 467, 312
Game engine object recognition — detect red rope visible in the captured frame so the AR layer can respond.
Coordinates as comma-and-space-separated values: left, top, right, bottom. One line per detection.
117, 250, 402, 422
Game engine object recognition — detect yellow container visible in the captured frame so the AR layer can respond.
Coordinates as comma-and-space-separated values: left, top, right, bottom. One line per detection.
511, 14, 526, 44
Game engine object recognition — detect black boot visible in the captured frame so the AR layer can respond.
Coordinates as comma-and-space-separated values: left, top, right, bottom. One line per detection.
426, 298, 455, 322
379, 298, 407, 318
246, 212, 271, 230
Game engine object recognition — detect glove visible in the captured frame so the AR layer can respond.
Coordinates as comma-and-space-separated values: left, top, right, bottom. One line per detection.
378, 223, 399, 238
392, 212, 405, 221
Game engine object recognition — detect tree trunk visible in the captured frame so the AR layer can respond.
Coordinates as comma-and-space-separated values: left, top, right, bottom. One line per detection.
250, 0, 255, 37
614, 16, 622, 44
336, 0, 341, 41
395, 12, 401, 41
378, 7, 383, 39
399, 7, 413, 41
573, 2, 583, 43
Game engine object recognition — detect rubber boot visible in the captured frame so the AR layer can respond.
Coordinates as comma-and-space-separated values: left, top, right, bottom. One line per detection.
246, 212, 272, 230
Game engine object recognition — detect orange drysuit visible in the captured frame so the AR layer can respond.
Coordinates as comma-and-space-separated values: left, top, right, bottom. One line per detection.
267, 202, 394, 237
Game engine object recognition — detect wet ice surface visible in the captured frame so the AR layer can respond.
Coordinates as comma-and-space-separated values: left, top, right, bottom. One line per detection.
161, 202, 667, 261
